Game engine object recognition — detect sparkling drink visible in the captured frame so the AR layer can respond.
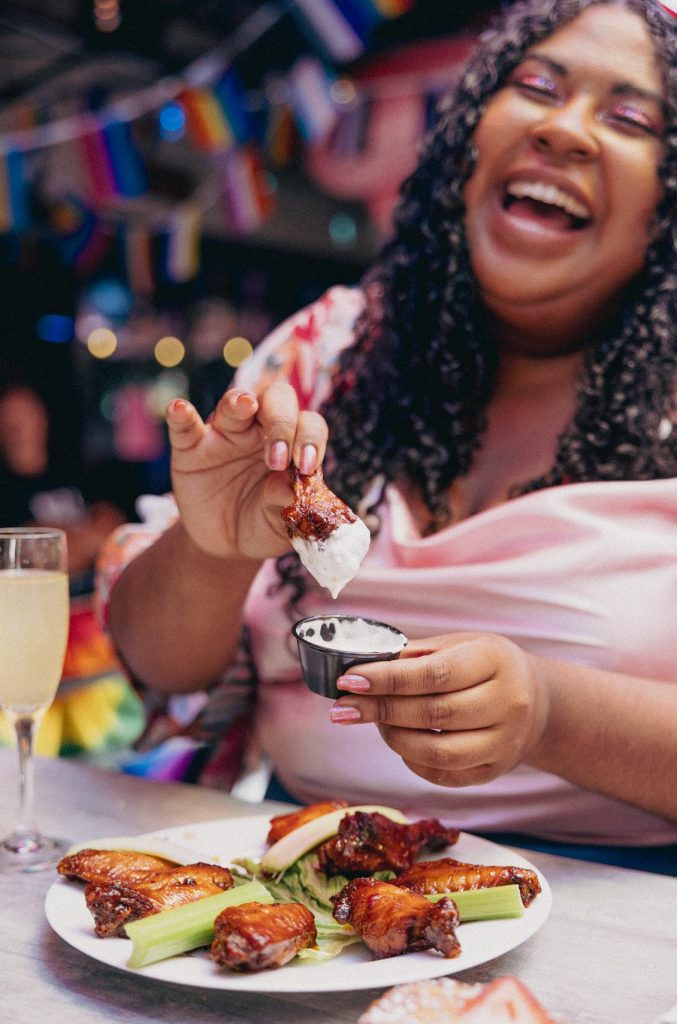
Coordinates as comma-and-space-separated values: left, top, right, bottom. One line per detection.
0, 529, 70, 872
0, 570, 69, 716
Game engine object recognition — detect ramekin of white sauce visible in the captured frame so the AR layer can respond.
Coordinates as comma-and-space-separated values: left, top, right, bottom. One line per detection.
292, 615, 408, 699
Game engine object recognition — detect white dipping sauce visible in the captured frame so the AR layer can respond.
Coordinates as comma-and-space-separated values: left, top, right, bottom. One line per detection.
291, 517, 371, 598
297, 616, 406, 654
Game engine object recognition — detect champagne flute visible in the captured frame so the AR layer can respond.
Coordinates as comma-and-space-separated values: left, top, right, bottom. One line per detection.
0, 528, 70, 872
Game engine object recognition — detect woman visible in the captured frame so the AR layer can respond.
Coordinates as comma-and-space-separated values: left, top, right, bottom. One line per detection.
103, 0, 677, 868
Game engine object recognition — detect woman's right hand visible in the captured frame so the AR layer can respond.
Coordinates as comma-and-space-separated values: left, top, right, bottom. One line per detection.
165, 381, 328, 560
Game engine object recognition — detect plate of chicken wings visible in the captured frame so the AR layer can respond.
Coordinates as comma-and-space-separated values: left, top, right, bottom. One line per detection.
44, 806, 552, 993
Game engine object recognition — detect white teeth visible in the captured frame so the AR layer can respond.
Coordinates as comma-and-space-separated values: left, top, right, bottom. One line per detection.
506, 179, 590, 220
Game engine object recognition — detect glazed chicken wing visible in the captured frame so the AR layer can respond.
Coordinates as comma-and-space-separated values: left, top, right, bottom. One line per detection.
395, 857, 541, 907
211, 901, 317, 971
282, 466, 356, 543
317, 811, 460, 876
57, 848, 175, 885
266, 800, 349, 846
281, 467, 370, 598
85, 862, 235, 937
331, 877, 461, 960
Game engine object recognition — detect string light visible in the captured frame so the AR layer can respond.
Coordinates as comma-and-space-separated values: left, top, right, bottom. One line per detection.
154, 336, 185, 367
223, 336, 253, 367
87, 327, 118, 358
94, 0, 121, 33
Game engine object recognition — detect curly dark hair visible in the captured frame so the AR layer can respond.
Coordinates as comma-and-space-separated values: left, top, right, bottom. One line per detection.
276, 0, 677, 604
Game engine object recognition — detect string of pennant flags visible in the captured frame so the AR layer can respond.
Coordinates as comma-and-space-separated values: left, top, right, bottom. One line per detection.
0, 0, 465, 289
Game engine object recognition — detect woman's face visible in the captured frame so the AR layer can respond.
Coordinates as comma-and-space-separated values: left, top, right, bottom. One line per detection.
463, 5, 666, 347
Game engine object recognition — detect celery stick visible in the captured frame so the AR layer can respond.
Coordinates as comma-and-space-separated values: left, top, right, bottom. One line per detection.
126, 878, 274, 969
426, 884, 524, 921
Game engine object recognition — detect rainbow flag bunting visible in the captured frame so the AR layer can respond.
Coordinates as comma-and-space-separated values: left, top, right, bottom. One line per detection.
222, 146, 274, 234
288, 57, 338, 143
49, 194, 112, 273
213, 72, 252, 145
81, 127, 117, 204
166, 203, 202, 282
0, 150, 30, 233
292, 0, 365, 62
264, 102, 297, 167
125, 224, 155, 295
180, 88, 235, 152
102, 120, 148, 197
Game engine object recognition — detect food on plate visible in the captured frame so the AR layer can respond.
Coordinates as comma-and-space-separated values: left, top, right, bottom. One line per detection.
57, 848, 176, 884
395, 857, 542, 907
210, 900, 317, 971
357, 975, 561, 1023
331, 877, 461, 960
124, 879, 274, 968
281, 466, 370, 598
317, 811, 460, 876
266, 799, 350, 845
84, 862, 235, 937
259, 803, 408, 874
55, 802, 544, 975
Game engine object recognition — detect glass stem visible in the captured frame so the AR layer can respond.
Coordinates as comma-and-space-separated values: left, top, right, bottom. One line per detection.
14, 716, 37, 838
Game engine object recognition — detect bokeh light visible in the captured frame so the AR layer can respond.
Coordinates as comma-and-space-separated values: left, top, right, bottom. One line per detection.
330, 79, 358, 106
154, 335, 185, 367
328, 212, 357, 247
223, 336, 253, 367
87, 327, 118, 359
36, 314, 74, 344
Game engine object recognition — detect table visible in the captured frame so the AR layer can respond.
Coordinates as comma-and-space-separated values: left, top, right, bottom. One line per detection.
1, 750, 675, 1024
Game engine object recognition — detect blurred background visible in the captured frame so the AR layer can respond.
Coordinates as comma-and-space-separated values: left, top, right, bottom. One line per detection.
0, 0, 508, 537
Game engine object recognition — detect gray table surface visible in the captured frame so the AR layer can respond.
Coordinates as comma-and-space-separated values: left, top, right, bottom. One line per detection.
1, 749, 676, 1024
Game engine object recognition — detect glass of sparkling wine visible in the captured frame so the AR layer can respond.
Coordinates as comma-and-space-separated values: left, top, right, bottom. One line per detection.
0, 528, 70, 872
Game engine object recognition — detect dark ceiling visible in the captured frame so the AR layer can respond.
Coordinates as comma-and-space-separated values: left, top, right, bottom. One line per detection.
0, 1, 501, 106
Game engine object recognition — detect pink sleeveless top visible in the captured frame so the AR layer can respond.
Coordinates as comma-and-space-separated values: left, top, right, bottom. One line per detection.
100, 286, 677, 845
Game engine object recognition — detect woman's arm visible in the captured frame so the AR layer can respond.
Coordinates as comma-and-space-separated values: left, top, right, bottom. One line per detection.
108, 381, 328, 693
108, 521, 261, 691
527, 655, 677, 823
329, 633, 677, 824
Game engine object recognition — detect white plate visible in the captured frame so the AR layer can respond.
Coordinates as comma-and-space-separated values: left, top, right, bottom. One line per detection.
45, 815, 552, 993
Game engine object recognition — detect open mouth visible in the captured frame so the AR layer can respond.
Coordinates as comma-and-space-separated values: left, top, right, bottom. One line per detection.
502, 180, 592, 232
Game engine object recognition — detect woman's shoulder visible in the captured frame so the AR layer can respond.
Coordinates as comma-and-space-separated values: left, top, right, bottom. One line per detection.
234, 285, 365, 410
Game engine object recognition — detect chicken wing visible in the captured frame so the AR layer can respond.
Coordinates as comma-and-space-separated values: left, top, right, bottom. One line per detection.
210, 901, 317, 971
331, 877, 461, 960
266, 800, 349, 846
85, 862, 235, 937
317, 811, 460, 876
282, 466, 356, 543
395, 857, 541, 907
57, 848, 175, 885
281, 467, 370, 598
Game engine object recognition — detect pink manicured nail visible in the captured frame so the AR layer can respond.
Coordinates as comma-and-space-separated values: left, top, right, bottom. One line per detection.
269, 440, 289, 470
299, 444, 317, 475
336, 675, 370, 692
329, 705, 362, 723
169, 398, 188, 414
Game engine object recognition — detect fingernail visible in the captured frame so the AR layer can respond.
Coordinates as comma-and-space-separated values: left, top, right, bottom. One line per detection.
169, 399, 188, 414
329, 705, 362, 723
269, 440, 289, 470
336, 674, 370, 692
299, 444, 317, 475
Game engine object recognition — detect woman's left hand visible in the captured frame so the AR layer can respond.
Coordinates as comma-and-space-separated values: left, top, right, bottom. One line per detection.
330, 633, 549, 787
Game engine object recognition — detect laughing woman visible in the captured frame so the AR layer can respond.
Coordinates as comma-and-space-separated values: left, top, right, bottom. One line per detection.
102, 0, 677, 871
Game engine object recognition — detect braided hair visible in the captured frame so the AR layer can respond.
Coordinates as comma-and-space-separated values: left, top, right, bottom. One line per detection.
276, 0, 676, 602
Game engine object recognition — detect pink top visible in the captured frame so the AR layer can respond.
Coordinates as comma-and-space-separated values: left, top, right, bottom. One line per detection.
99, 286, 677, 845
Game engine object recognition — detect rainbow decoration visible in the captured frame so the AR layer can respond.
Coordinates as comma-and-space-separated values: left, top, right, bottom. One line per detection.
49, 195, 113, 273
0, 150, 31, 232
102, 120, 148, 197
288, 57, 338, 143
166, 203, 202, 283
222, 145, 275, 234
180, 88, 236, 152
125, 223, 155, 295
